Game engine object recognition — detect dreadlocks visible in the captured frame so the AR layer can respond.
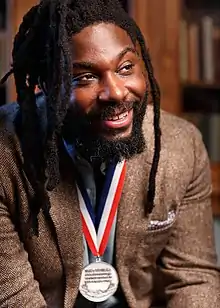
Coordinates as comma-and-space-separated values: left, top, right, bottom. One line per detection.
1, 0, 161, 234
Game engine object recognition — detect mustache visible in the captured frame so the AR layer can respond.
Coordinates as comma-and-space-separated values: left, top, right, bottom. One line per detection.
87, 99, 138, 120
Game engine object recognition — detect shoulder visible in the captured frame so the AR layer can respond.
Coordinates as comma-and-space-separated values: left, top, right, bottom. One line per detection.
0, 101, 20, 153
159, 109, 207, 169
143, 105, 203, 153
160, 108, 202, 145
0, 92, 46, 139
0, 92, 46, 164
0, 102, 21, 176
0, 101, 19, 132
143, 105, 208, 179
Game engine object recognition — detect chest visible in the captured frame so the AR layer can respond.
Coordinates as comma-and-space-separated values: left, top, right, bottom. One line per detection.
12, 150, 190, 289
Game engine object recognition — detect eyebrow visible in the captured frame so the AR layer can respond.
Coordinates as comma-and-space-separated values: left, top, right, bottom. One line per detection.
72, 46, 137, 70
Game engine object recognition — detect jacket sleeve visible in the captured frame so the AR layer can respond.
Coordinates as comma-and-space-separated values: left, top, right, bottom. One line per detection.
0, 184, 47, 307
159, 127, 220, 308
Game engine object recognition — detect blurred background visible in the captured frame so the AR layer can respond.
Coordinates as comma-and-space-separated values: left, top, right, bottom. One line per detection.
0, 0, 219, 263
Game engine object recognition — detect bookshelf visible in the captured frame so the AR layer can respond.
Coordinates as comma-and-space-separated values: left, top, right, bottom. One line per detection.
181, 0, 220, 216
130, 0, 220, 216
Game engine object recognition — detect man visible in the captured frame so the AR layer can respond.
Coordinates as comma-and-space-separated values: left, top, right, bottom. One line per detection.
0, 0, 219, 307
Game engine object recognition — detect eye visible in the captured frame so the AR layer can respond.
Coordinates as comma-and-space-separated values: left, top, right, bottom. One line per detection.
72, 73, 97, 86
118, 62, 135, 75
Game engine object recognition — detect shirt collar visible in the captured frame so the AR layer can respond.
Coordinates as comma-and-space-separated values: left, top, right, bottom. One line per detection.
63, 139, 107, 175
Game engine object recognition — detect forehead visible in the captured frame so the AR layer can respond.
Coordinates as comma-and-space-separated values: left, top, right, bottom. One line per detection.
70, 23, 134, 63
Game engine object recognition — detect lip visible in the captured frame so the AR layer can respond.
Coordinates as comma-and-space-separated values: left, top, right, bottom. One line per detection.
101, 109, 133, 129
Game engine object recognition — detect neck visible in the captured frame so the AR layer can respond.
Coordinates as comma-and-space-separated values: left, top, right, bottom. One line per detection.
75, 142, 118, 167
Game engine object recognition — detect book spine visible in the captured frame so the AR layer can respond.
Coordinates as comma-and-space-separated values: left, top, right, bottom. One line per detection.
188, 23, 200, 82
208, 114, 220, 162
201, 16, 214, 83
213, 26, 220, 83
179, 20, 188, 81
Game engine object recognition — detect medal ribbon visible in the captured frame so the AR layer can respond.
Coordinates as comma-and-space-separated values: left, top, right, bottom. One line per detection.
76, 160, 126, 257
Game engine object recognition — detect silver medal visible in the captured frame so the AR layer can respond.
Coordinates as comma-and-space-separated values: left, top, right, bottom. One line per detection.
79, 260, 119, 302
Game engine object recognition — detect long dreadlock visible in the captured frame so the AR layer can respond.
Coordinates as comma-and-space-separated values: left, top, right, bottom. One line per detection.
1, 0, 161, 235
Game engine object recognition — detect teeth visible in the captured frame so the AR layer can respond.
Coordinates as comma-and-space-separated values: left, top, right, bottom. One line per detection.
118, 111, 128, 119
108, 111, 128, 121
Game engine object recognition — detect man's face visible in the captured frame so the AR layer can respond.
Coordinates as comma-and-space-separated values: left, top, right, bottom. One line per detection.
65, 22, 148, 162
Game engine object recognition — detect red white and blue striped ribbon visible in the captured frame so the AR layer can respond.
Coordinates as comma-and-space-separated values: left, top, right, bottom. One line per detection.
76, 160, 126, 257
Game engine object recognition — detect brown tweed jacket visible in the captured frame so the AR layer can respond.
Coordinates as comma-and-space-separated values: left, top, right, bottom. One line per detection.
0, 97, 219, 308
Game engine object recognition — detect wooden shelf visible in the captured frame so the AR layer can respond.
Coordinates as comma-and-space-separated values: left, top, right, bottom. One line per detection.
182, 85, 220, 113
185, 1, 220, 11
182, 81, 220, 90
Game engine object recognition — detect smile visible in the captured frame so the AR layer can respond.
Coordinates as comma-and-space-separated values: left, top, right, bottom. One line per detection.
101, 109, 133, 129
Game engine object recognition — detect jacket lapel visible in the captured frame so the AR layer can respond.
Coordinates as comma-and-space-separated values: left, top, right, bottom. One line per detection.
115, 106, 154, 305
48, 146, 84, 308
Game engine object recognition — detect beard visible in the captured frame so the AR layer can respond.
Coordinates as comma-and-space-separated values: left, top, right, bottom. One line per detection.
62, 93, 148, 164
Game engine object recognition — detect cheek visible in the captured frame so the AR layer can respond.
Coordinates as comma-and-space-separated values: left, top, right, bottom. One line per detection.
126, 72, 147, 98
69, 88, 97, 113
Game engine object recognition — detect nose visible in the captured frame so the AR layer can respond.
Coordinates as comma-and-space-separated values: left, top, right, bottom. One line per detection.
98, 73, 127, 103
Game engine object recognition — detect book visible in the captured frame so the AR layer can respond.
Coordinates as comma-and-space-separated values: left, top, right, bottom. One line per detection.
179, 20, 188, 81
188, 23, 200, 82
0, 38, 6, 78
208, 113, 220, 162
213, 26, 220, 83
201, 16, 214, 83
